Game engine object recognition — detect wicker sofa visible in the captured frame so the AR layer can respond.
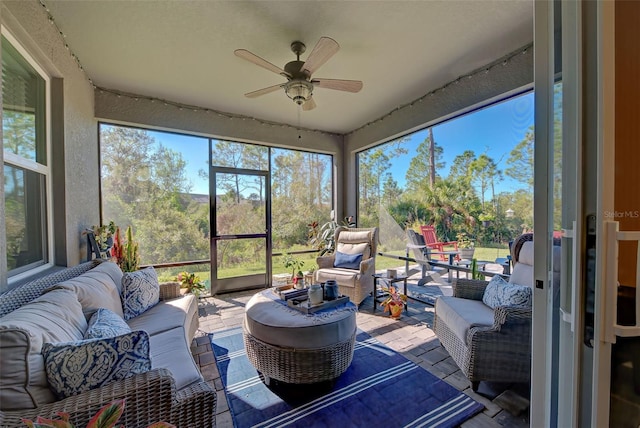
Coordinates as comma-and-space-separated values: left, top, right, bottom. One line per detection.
433, 233, 560, 391
0, 260, 216, 427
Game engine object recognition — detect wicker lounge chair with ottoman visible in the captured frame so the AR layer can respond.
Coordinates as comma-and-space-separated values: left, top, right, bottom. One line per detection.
0, 260, 216, 427
315, 226, 378, 306
433, 233, 560, 391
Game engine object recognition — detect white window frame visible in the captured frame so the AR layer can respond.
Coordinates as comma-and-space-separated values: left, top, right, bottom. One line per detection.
2, 26, 54, 283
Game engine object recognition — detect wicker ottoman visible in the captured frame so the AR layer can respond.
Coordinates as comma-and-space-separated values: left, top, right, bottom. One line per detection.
243, 289, 357, 384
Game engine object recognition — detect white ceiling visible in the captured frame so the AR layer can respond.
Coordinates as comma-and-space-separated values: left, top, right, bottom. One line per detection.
45, 0, 533, 135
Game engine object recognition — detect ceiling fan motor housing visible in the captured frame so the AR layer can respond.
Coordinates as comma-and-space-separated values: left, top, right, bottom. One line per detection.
284, 80, 313, 105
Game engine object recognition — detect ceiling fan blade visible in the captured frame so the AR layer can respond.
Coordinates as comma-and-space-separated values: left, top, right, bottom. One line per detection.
234, 49, 290, 78
301, 37, 339, 76
244, 84, 284, 98
302, 97, 316, 111
312, 78, 363, 93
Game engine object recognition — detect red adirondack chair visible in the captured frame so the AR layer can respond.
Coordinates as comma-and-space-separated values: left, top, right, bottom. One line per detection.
419, 225, 459, 261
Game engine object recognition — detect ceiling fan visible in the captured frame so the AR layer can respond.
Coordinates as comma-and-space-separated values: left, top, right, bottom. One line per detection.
234, 37, 363, 111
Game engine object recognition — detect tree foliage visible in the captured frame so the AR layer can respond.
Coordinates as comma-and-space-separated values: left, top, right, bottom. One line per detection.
101, 126, 208, 265
405, 134, 444, 193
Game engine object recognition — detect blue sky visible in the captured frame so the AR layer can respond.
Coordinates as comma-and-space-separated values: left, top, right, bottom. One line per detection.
387, 91, 534, 194
146, 90, 534, 196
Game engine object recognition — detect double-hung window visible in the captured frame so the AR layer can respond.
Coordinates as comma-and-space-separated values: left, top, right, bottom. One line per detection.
2, 30, 52, 279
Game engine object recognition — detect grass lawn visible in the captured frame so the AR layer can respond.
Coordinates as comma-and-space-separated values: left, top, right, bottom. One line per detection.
154, 245, 511, 290
375, 246, 509, 270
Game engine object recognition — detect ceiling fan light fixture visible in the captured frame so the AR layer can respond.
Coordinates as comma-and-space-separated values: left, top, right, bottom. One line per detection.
284, 80, 313, 105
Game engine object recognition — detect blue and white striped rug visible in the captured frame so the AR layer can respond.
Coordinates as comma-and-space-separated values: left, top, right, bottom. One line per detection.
210, 327, 483, 427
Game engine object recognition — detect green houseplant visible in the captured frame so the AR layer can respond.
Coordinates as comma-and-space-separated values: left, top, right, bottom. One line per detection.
470, 258, 485, 280
308, 219, 339, 256
90, 221, 117, 252
456, 232, 475, 259
176, 271, 206, 297
282, 253, 305, 286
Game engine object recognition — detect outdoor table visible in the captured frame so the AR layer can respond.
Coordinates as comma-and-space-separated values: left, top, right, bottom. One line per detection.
243, 289, 357, 385
495, 257, 512, 275
373, 273, 409, 313
455, 259, 487, 279
431, 251, 460, 282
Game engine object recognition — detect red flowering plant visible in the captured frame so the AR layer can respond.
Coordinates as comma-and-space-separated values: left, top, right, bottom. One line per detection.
111, 226, 139, 273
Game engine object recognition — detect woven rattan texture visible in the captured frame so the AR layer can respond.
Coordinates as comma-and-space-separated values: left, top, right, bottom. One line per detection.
243, 330, 356, 384
159, 281, 181, 300
0, 368, 174, 427
0, 260, 103, 317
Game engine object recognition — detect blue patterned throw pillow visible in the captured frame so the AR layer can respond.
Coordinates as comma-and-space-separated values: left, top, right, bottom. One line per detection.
121, 267, 160, 320
42, 330, 151, 399
482, 275, 532, 309
84, 308, 131, 339
333, 251, 363, 269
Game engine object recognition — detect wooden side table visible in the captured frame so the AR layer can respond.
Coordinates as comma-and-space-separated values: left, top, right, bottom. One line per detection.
373, 273, 408, 313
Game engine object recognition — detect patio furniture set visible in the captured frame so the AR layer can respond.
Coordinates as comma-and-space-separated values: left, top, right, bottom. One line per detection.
0, 224, 541, 425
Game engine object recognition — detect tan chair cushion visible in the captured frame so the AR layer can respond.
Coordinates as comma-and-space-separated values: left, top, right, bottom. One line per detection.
435, 296, 494, 345
337, 230, 372, 259
315, 268, 359, 288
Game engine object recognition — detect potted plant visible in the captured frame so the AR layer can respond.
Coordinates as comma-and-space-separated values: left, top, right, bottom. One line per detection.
91, 221, 117, 254
304, 264, 317, 286
308, 219, 339, 256
176, 271, 206, 297
111, 226, 139, 272
379, 285, 407, 319
456, 232, 475, 260
21, 399, 175, 427
282, 253, 305, 288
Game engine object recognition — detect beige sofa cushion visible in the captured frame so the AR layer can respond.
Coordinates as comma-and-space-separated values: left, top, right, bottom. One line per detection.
435, 296, 494, 345
47, 261, 124, 319
149, 327, 203, 390
126, 294, 197, 341
0, 289, 87, 410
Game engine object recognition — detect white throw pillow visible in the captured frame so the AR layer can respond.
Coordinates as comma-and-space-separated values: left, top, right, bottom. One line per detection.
482, 275, 532, 309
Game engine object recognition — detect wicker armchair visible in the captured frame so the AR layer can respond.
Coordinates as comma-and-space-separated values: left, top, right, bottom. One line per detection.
315, 226, 378, 305
433, 233, 557, 391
